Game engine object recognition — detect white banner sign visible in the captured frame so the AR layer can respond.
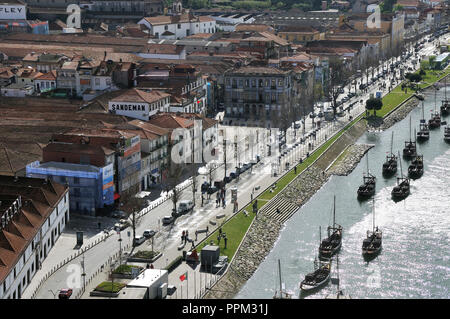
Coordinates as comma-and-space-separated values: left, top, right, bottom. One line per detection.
0, 5, 26, 20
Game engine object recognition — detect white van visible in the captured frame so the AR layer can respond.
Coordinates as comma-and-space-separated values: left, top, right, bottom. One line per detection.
177, 200, 194, 214
133, 236, 146, 246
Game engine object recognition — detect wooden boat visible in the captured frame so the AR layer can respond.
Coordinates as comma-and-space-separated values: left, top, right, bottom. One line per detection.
440, 75, 449, 116
403, 117, 416, 159
392, 152, 410, 201
429, 88, 441, 128
357, 153, 376, 199
273, 259, 293, 299
318, 197, 343, 260
300, 258, 331, 292
383, 132, 397, 176
408, 154, 424, 179
362, 199, 382, 261
444, 126, 450, 142
417, 102, 430, 142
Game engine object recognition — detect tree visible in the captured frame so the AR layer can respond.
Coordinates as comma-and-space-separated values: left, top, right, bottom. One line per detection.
324, 57, 351, 119
366, 97, 383, 117
162, 143, 185, 218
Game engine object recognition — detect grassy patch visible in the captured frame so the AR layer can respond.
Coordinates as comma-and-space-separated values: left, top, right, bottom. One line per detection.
94, 281, 126, 293
112, 264, 141, 274
197, 210, 254, 261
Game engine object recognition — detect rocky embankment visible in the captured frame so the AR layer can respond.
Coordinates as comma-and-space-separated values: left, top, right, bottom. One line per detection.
280, 166, 330, 206
327, 144, 374, 176
380, 96, 420, 130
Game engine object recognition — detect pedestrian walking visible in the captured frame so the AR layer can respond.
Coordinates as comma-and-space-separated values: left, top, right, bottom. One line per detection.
224, 235, 228, 249
181, 231, 185, 244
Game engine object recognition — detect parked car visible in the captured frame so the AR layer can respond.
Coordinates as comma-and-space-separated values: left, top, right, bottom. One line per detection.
242, 163, 252, 171
143, 230, 156, 238
114, 219, 130, 231
58, 288, 73, 299
111, 210, 126, 218
229, 172, 237, 179
133, 235, 146, 246
177, 200, 194, 214
162, 216, 174, 225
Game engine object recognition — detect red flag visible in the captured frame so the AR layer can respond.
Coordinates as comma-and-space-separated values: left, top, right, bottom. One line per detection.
179, 272, 188, 281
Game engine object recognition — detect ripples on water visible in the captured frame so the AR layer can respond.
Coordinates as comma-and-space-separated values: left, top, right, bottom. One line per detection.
236, 90, 450, 299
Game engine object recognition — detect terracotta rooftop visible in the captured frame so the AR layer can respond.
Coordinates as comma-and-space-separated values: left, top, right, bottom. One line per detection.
43, 142, 115, 157
227, 66, 289, 75
0, 175, 68, 284
111, 88, 170, 104
147, 113, 194, 130
35, 70, 57, 81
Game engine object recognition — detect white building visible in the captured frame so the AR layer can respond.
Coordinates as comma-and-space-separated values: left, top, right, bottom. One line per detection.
0, 176, 69, 299
137, 2, 216, 40
126, 269, 168, 299
34, 70, 57, 93
109, 88, 171, 121
136, 44, 186, 60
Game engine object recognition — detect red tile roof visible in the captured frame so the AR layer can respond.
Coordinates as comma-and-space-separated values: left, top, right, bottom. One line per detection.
0, 176, 68, 284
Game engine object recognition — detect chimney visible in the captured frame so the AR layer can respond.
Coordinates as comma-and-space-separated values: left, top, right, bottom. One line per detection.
322, 1, 327, 10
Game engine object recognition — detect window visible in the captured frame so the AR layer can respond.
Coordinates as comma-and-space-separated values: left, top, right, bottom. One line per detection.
178, 24, 181, 29
164, 25, 168, 31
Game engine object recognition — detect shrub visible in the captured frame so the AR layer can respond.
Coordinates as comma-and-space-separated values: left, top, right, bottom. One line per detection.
164, 256, 183, 273
94, 281, 126, 293
113, 264, 142, 274
132, 250, 159, 259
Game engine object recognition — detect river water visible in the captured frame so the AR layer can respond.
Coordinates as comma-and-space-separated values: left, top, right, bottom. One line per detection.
236, 88, 450, 299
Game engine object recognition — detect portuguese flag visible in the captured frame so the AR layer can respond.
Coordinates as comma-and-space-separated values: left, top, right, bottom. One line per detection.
179, 272, 188, 282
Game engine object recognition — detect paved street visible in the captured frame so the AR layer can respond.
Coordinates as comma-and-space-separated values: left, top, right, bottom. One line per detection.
22, 32, 447, 299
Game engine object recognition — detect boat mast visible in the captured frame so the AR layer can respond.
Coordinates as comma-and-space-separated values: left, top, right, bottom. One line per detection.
390, 131, 394, 157
422, 101, 425, 121
409, 116, 412, 142
366, 152, 369, 175
333, 195, 336, 227
278, 259, 282, 299
398, 151, 403, 180
372, 198, 376, 233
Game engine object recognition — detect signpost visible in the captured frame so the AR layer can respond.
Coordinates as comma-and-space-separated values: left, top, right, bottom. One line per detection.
76, 231, 83, 247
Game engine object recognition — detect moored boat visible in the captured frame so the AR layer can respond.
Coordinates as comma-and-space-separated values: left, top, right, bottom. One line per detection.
408, 154, 424, 179
300, 258, 331, 293
383, 132, 397, 176
318, 197, 343, 260
362, 199, 382, 261
357, 152, 376, 199
417, 102, 429, 142
444, 126, 450, 142
392, 152, 410, 201
403, 117, 416, 159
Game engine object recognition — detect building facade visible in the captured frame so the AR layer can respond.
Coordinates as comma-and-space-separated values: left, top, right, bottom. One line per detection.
0, 175, 69, 299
